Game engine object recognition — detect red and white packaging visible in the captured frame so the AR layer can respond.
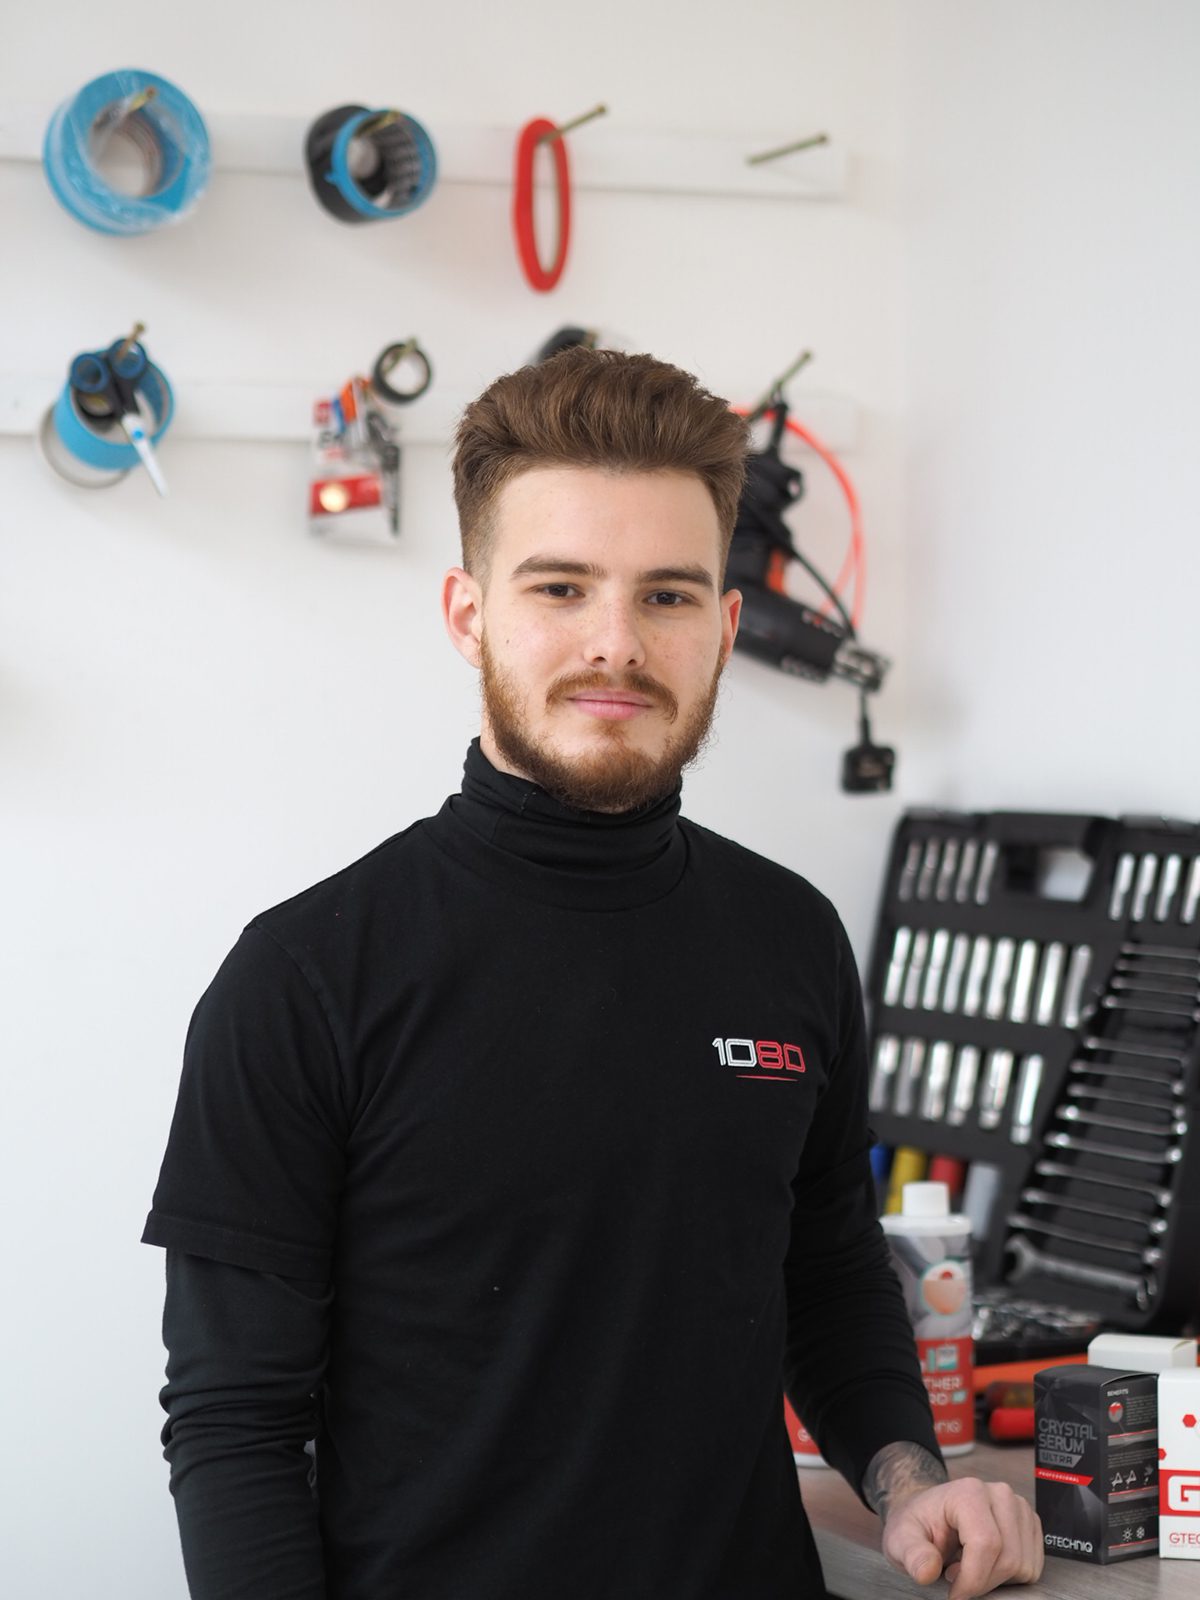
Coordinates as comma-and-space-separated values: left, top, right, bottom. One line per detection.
1090, 1334, 1197, 1372
308, 394, 397, 546
783, 1396, 828, 1467
1159, 1368, 1200, 1559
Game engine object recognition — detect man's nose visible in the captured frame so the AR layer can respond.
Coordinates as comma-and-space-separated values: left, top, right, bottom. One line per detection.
584, 598, 646, 670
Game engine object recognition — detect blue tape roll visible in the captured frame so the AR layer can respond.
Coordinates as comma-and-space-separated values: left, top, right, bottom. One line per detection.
53, 361, 173, 471
308, 106, 436, 222
332, 110, 436, 218
43, 69, 211, 235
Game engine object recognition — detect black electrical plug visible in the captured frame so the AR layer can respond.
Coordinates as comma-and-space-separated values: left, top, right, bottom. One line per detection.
841, 693, 896, 793
842, 739, 895, 792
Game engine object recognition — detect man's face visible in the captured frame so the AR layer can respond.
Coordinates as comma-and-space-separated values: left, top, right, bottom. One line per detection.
444, 467, 741, 812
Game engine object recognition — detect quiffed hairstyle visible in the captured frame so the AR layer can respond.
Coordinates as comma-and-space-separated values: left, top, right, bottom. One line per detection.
452, 347, 749, 582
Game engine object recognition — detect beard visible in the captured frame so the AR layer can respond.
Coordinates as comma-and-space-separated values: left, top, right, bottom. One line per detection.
479, 634, 725, 813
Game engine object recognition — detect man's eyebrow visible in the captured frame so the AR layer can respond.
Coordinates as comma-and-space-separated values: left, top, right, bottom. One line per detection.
509, 557, 715, 589
510, 558, 606, 580
638, 565, 715, 589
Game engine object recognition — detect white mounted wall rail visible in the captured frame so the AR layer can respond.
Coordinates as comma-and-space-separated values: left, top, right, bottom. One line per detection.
0, 378, 860, 451
0, 109, 846, 201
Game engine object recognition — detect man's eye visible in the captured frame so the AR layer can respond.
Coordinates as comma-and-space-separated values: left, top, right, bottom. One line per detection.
647, 590, 689, 607
538, 584, 578, 598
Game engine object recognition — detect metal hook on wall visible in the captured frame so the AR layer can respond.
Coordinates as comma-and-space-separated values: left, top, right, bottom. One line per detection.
745, 132, 829, 167
539, 103, 609, 146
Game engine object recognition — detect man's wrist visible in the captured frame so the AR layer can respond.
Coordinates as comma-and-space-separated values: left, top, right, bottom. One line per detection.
862, 1440, 948, 1524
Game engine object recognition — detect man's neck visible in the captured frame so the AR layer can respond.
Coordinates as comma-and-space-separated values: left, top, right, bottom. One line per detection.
477, 726, 529, 784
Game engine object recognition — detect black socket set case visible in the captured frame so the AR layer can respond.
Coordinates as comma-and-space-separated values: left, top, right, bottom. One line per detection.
863, 810, 1200, 1335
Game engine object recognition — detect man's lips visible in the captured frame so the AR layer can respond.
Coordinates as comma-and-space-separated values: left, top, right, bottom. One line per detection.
567, 691, 655, 722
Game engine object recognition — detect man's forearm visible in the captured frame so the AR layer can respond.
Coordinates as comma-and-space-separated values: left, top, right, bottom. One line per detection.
169, 1442, 327, 1600
160, 1250, 330, 1599
862, 1440, 949, 1524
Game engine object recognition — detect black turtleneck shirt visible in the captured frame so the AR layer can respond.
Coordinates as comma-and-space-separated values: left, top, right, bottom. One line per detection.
142, 742, 937, 1599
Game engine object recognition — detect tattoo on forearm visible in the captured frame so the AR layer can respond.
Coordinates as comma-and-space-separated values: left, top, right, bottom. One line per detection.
863, 1441, 948, 1523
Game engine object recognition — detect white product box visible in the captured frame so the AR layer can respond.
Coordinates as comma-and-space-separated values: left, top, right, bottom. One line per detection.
1088, 1334, 1197, 1373
1159, 1369, 1200, 1560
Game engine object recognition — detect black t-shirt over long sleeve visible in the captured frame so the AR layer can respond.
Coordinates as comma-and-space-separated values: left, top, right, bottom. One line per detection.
143, 741, 939, 1599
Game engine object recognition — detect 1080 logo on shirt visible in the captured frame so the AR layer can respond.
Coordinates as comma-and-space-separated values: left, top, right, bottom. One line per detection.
711, 1037, 806, 1078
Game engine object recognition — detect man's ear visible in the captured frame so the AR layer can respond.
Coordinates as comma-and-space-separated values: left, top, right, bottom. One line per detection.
720, 588, 742, 667
442, 567, 484, 667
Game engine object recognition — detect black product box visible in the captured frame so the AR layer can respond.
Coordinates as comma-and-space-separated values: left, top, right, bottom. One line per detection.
1035, 1364, 1159, 1563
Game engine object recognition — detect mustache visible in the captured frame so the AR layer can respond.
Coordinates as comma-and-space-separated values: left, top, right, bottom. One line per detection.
547, 671, 679, 722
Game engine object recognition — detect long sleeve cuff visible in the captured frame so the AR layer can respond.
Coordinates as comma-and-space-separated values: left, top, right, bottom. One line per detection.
815, 1386, 944, 1506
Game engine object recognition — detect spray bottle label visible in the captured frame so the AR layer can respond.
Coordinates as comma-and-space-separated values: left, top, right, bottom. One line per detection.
887, 1233, 975, 1451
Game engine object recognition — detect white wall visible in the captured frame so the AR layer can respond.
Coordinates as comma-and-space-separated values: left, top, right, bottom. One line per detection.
2, 5, 910, 1595
899, 0, 1200, 814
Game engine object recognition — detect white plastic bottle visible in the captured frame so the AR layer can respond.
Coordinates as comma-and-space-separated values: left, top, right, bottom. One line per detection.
880, 1180, 975, 1456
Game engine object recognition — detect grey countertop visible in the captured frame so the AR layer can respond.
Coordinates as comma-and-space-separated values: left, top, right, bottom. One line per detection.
800, 1442, 1190, 1599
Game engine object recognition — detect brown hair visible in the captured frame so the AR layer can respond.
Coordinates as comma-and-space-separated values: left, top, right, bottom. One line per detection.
452, 347, 749, 583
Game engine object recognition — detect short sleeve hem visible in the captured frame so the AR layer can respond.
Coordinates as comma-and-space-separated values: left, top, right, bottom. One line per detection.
141, 1208, 332, 1280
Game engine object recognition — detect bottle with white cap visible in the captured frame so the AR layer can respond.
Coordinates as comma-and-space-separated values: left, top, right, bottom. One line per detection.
881, 1180, 975, 1455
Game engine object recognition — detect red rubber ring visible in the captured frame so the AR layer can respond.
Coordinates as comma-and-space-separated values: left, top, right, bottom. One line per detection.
513, 116, 571, 292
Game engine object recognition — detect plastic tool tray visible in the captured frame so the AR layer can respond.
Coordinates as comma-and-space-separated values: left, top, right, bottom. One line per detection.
864, 810, 1200, 1333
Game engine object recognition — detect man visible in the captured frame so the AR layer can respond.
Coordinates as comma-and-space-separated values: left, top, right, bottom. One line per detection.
143, 348, 1042, 1599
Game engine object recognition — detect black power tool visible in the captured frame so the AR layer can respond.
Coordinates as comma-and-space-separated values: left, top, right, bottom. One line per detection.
726, 399, 896, 792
